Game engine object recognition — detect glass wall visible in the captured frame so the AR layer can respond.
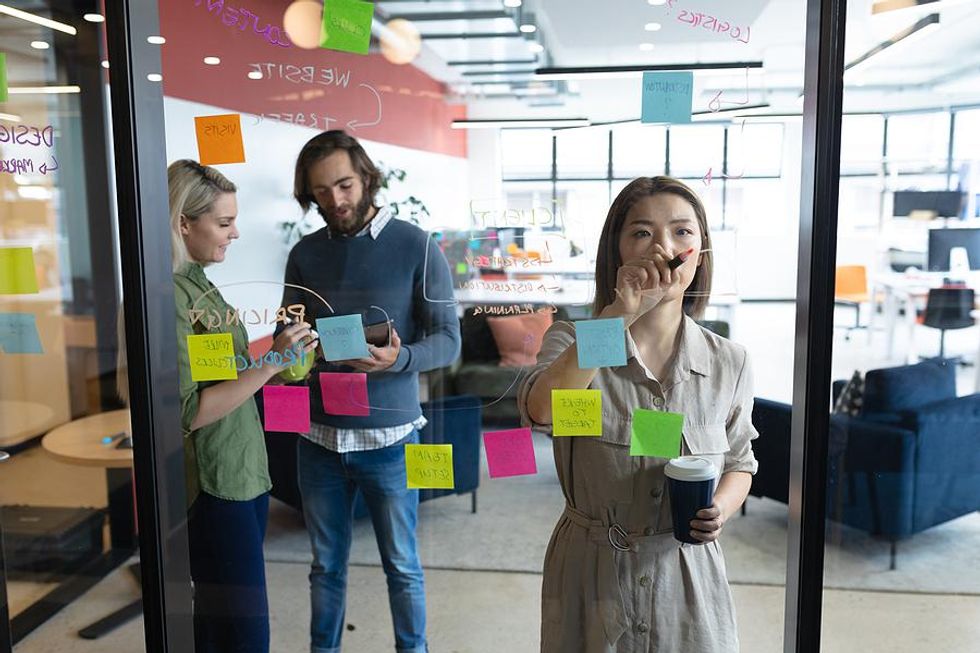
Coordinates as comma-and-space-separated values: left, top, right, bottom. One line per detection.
0, 2, 146, 651
822, 0, 980, 649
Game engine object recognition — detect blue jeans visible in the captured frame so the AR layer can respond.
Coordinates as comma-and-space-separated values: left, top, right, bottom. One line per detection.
188, 492, 270, 653
297, 433, 427, 653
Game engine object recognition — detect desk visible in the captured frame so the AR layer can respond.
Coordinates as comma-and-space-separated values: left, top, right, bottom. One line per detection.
41, 409, 140, 638
0, 400, 55, 449
872, 271, 980, 373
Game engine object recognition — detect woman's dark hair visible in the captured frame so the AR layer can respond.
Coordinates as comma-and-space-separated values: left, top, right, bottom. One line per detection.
293, 130, 382, 214
592, 176, 713, 319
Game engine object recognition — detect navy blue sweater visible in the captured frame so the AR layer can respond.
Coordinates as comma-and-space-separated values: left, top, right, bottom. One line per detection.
279, 218, 460, 428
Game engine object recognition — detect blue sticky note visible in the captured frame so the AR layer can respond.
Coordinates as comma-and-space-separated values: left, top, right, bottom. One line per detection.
641, 71, 693, 124
0, 313, 43, 354
575, 318, 627, 369
316, 314, 370, 362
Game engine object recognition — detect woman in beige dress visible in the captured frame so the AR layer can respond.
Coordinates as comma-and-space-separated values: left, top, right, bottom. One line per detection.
519, 176, 758, 652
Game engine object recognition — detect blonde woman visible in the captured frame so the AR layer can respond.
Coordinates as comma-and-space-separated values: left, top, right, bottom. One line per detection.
170, 159, 314, 653
519, 176, 758, 652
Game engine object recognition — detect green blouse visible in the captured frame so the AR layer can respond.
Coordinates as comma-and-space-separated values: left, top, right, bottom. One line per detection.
174, 263, 271, 504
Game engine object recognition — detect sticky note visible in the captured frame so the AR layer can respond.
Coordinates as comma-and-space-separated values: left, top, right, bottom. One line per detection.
0, 247, 39, 295
575, 318, 627, 369
0, 53, 7, 103
316, 314, 370, 361
0, 313, 43, 354
641, 71, 694, 125
630, 409, 684, 458
455, 262, 468, 275
483, 428, 537, 478
186, 333, 238, 382
552, 389, 602, 436
320, 0, 374, 55
263, 385, 311, 433
194, 114, 246, 165
406, 444, 454, 489
320, 372, 370, 416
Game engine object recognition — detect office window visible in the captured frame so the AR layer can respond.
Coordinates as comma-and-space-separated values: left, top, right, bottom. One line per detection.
724, 178, 789, 231
612, 123, 668, 178
669, 124, 725, 178
840, 115, 884, 175
839, 176, 883, 228
555, 128, 610, 179
886, 112, 950, 172
726, 122, 783, 177
501, 129, 553, 179
556, 181, 611, 262
952, 108, 980, 166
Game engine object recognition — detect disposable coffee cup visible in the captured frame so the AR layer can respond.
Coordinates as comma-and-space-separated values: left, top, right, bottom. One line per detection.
664, 456, 718, 545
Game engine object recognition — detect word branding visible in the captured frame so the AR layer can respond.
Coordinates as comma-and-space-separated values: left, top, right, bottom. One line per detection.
0, 124, 54, 148
189, 304, 306, 330
193, 0, 291, 47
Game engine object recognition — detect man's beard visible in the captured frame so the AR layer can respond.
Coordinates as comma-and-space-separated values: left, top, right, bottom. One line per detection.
318, 194, 375, 237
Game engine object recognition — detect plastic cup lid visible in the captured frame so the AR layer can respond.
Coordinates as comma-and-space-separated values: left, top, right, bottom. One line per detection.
664, 456, 717, 482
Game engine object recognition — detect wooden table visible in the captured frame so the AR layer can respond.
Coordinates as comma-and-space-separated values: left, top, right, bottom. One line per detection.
41, 409, 140, 639
0, 400, 55, 449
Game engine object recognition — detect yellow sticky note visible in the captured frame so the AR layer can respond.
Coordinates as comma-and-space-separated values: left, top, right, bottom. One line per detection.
552, 389, 602, 436
0, 247, 40, 295
194, 114, 246, 165
406, 444, 454, 489
187, 333, 238, 382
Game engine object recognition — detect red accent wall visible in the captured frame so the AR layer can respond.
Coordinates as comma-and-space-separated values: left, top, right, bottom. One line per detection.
161, 0, 467, 157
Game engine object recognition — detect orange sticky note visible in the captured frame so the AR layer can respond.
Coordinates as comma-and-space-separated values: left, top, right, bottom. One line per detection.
0, 247, 40, 295
194, 114, 245, 165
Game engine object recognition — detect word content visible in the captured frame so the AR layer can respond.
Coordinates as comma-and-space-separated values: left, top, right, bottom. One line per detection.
193, 0, 291, 47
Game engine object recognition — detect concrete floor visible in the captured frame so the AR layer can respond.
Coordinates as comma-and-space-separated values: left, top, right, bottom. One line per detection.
13, 560, 980, 652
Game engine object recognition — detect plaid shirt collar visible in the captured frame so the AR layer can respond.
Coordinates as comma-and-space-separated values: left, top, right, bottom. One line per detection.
324, 205, 392, 240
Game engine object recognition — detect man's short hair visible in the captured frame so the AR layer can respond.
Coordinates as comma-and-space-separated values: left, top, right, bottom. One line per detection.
293, 130, 382, 213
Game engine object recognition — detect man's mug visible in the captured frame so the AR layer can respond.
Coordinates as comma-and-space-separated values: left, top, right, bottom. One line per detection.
664, 456, 718, 544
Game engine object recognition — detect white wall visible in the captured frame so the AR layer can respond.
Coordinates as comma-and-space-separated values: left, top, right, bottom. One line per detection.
163, 98, 469, 340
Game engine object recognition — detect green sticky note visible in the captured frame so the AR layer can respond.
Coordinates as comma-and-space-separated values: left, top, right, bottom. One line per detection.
0, 53, 7, 103
630, 409, 684, 458
552, 389, 602, 436
187, 333, 238, 382
455, 262, 468, 275
0, 247, 39, 294
320, 0, 374, 55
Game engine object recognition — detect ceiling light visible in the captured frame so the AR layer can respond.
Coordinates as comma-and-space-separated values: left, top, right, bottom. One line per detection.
451, 118, 590, 129
648, 0, 667, 5
30, 41, 50, 49
203, 56, 221, 65
528, 42, 544, 53
844, 13, 939, 75
535, 61, 762, 80
101, 60, 109, 69
639, 43, 654, 51
380, 18, 422, 65
0, 112, 23, 122
283, 1, 324, 49
83, 13, 105, 22
645, 22, 662, 31
247, 71, 263, 80
503, 0, 522, 6
6, 85, 81, 94
872, 0, 939, 13
147, 35, 166, 44
0, 4, 77, 34
147, 73, 163, 82
519, 24, 536, 33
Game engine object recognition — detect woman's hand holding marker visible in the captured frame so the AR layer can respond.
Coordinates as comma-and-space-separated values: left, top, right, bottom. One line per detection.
268, 320, 318, 372
606, 246, 694, 322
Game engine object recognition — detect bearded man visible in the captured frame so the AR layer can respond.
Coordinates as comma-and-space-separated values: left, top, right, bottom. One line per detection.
278, 130, 459, 653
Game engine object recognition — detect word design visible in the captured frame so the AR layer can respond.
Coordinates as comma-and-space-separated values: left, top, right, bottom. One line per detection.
193, 0, 291, 47
0, 124, 54, 147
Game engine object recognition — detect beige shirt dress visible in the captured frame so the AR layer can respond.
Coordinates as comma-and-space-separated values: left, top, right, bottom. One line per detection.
517, 316, 759, 653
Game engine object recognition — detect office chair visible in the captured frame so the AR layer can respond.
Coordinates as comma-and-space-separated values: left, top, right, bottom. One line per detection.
920, 287, 975, 363
834, 265, 870, 340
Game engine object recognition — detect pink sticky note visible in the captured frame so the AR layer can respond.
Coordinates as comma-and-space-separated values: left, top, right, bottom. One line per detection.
483, 428, 537, 479
263, 386, 311, 433
320, 372, 370, 416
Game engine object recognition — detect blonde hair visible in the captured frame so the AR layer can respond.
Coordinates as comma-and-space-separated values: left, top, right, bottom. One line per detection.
168, 159, 237, 271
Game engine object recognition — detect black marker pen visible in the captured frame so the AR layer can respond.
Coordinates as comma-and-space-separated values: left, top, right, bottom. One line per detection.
667, 247, 695, 270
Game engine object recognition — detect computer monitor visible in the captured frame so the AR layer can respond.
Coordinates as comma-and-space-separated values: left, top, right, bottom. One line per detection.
893, 190, 965, 219
927, 228, 980, 271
